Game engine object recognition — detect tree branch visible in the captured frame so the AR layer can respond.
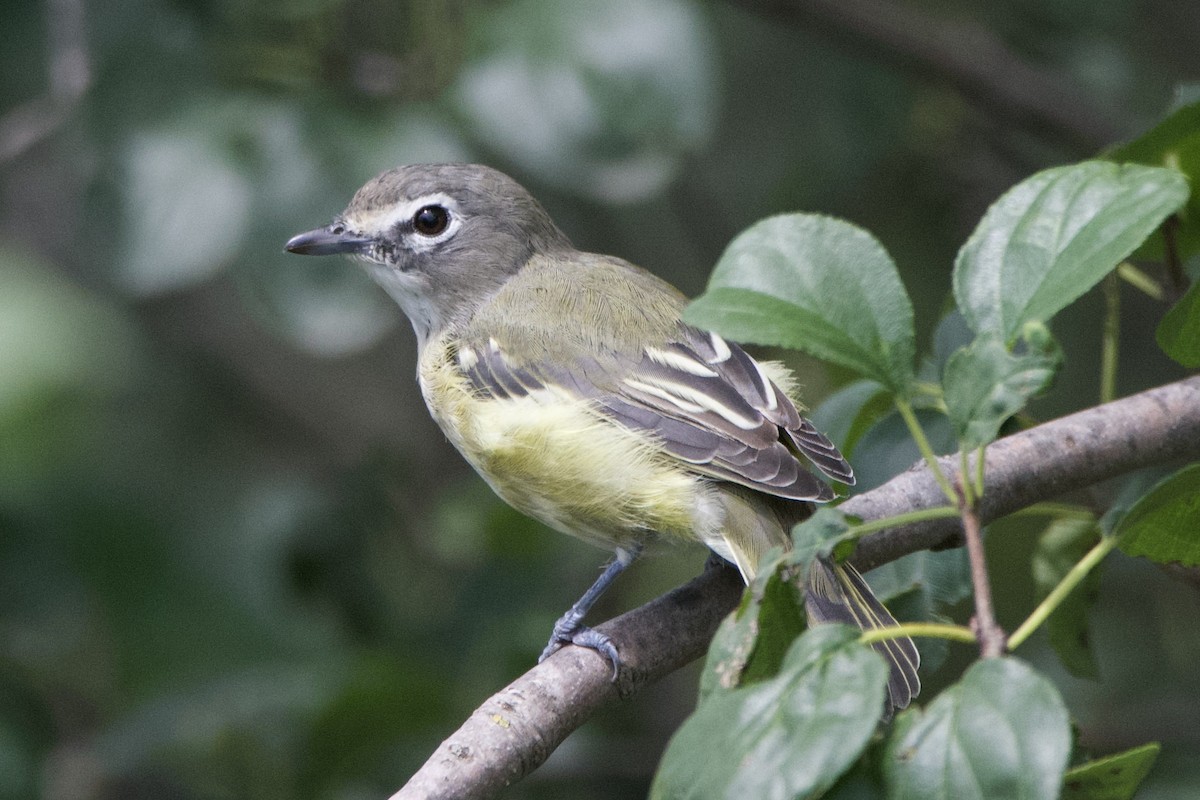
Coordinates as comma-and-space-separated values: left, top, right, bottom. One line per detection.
392, 375, 1200, 800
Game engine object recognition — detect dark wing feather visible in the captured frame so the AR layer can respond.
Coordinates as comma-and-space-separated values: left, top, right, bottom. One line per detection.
454, 327, 854, 502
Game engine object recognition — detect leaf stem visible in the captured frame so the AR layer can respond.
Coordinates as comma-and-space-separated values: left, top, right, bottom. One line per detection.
1006, 502, 1094, 521
860, 621, 976, 646
894, 398, 956, 504
1116, 262, 1164, 301
959, 449, 975, 507
1100, 273, 1120, 405
973, 445, 986, 499
1007, 534, 1119, 651
845, 505, 961, 539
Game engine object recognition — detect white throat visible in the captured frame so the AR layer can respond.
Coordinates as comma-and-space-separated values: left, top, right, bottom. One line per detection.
364, 263, 443, 350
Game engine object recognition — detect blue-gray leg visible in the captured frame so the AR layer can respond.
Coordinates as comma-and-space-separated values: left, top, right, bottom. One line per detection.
538, 545, 641, 680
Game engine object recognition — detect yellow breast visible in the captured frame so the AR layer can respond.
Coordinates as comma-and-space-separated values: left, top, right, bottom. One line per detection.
416, 333, 708, 550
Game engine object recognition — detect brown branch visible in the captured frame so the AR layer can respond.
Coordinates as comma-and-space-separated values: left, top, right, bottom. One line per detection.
392, 375, 1200, 800
391, 564, 745, 800
728, 0, 1126, 151
959, 494, 1005, 657
848, 375, 1200, 569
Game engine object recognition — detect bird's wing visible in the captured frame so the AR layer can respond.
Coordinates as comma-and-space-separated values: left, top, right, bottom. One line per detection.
455, 325, 853, 503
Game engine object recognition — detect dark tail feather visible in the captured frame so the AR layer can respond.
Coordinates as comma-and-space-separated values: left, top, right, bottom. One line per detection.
805, 558, 921, 714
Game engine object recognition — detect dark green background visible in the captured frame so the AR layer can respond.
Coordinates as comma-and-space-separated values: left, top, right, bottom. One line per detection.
2, 1, 1197, 797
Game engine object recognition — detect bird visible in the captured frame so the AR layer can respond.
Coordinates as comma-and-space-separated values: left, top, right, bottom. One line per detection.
285, 163, 919, 712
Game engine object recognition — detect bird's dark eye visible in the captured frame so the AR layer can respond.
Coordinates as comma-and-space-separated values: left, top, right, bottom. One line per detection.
412, 205, 450, 236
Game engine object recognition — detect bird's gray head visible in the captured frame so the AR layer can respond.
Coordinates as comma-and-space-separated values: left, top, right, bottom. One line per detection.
285, 163, 572, 346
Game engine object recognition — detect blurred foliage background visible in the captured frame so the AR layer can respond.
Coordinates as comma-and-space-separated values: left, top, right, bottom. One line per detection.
2, 0, 1198, 798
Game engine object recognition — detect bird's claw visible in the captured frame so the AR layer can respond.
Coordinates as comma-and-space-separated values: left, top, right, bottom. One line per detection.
539, 622, 621, 681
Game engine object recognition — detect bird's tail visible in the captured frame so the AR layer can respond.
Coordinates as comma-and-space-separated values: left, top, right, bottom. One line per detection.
805, 557, 921, 713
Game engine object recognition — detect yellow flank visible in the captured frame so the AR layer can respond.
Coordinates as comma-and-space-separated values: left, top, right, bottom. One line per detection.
418, 334, 706, 550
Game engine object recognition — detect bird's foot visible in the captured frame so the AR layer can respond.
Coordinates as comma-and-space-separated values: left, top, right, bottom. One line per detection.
538, 613, 621, 681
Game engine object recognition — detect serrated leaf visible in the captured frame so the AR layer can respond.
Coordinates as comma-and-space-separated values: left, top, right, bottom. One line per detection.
1062, 742, 1160, 800
1115, 463, 1200, 566
653, 626, 888, 800
954, 161, 1189, 341
686, 214, 916, 396
1033, 516, 1102, 678
699, 563, 806, 700
942, 329, 1061, 449
1156, 277, 1200, 367
885, 657, 1071, 800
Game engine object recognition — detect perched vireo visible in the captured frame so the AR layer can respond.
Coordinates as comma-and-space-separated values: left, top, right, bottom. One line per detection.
286, 163, 919, 711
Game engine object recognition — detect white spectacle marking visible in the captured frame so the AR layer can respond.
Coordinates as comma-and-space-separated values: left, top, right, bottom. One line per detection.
645, 346, 719, 377
348, 192, 464, 253
709, 332, 732, 363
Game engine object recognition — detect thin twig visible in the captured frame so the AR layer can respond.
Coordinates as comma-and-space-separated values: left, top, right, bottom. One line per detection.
1116, 262, 1165, 302
850, 375, 1200, 570
1008, 534, 1118, 651
959, 487, 1006, 657
895, 398, 957, 503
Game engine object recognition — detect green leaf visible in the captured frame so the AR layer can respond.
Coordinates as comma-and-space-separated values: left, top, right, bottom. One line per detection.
823, 759, 886, 800
699, 562, 806, 700
653, 626, 888, 800
953, 161, 1189, 341
686, 214, 916, 396
1156, 277, 1200, 367
885, 657, 1071, 800
1062, 742, 1160, 800
788, 507, 858, 570
1109, 99, 1200, 261
1116, 463, 1200, 566
1032, 516, 1102, 678
942, 328, 1061, 450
